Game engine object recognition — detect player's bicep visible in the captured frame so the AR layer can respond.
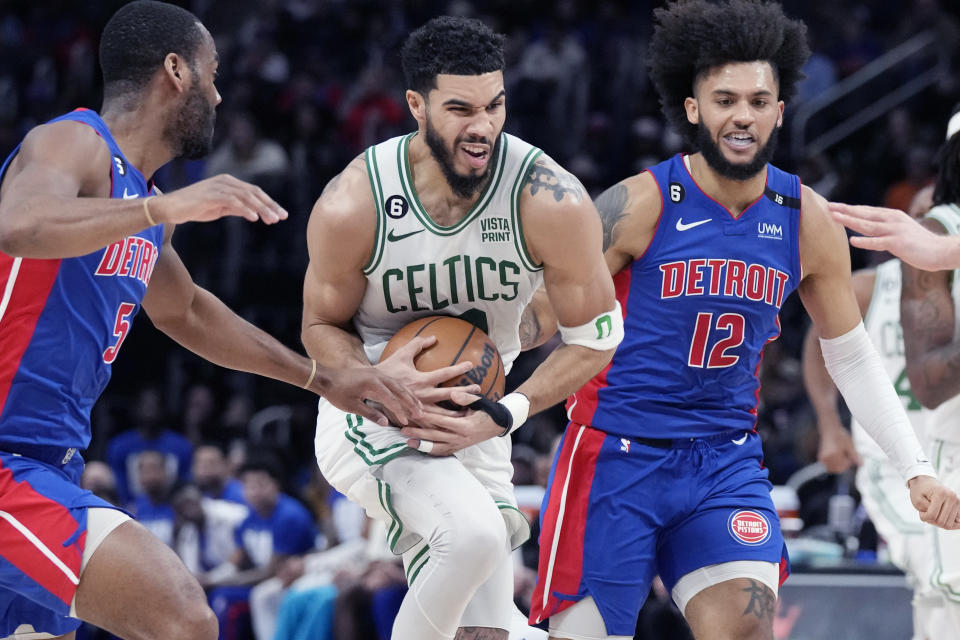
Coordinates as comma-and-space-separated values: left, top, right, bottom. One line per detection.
798, 188, 861, 338
301, 183, 374, 330
535, 201, 616, 326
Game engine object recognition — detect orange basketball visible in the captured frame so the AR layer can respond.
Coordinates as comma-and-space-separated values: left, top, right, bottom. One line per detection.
379, 316, 505, 400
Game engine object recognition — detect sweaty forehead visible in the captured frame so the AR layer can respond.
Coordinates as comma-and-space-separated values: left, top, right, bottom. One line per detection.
696, 61, 778, 95
431, 71, 504, 104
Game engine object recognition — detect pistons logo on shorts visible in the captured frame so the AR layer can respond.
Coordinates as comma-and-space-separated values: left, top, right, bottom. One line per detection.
728, 510, 770, 545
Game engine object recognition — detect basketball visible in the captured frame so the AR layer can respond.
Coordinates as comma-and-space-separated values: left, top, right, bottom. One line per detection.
379, 316, 505, 400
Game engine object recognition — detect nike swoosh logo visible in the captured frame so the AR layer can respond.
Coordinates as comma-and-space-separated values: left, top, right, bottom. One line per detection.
731, 434, 748, 445
676, 217, 712, 231
387, 229, 425, 242
122, 188, 139, 200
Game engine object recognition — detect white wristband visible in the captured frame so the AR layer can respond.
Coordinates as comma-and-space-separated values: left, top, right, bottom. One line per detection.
498, 392, 530, 436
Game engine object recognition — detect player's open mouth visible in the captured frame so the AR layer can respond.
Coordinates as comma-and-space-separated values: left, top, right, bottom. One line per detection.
723, 133, 755, 150
461, 143, 489, 169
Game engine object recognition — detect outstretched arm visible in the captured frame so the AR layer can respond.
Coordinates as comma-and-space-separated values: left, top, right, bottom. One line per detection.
143, 230, 418, 425
803, 189, 959, 529
0, 120, 286, 259
829, 202, 960, 272
801, 270, 874, 473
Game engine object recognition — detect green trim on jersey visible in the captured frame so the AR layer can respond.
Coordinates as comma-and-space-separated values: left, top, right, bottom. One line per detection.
375, 478, 403, 552
511, 147, 545, 271
343, 415, 408, 465
405, 544, 430, 585
363, 146, 388, 275
397, 133, 509, 236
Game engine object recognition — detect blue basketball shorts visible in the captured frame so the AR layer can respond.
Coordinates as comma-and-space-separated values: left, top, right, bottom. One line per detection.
529, 423, 789, 636
0, 451, 118, 637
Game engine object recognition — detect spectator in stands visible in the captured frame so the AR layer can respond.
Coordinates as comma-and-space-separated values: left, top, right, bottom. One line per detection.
106, 387, 193, 505
193, 442, 246, 504
130, 450, 177, 546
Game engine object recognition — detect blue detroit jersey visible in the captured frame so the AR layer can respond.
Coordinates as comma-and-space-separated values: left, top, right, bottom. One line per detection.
569, 155, 802, 438
0, 109, 164, 456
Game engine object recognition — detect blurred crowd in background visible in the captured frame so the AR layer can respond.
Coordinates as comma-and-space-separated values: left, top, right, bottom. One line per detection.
3, 0, 960, 638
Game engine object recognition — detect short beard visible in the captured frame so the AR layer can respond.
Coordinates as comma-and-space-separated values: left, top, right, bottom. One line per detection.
166, 82, 216, 160
424, 116, 500, 199
696, 122, 779, 181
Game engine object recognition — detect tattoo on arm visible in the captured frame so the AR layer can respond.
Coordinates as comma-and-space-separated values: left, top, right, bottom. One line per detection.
594, 183, 629, 252
320, 155, 365, 197
901, 266, 960, 403
518, 304, 544, 351
454, 627, 507, 640
741, 579, 776, 621
524, 159, 584, 204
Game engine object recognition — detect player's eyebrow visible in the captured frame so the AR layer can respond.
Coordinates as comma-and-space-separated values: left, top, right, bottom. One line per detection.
443, 90, 506, 109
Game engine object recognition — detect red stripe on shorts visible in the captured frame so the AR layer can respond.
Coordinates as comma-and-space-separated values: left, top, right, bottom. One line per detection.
529, 423, 605, 625
0, 460, 85, 605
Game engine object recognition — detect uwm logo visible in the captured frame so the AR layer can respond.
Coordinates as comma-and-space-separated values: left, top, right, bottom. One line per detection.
757, 221, 783, 240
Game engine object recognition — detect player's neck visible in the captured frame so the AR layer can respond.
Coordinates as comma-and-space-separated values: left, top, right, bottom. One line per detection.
687, 153, 768, 218
408, 133, 489, 227
101, 102, 174, 180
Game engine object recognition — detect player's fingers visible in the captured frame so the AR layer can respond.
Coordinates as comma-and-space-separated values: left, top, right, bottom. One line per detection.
419, 361, 475, 386
848, 235, 890, 251
399, 423, 455, 441
447, 389, 481, 407
224, 184, 281, 224
241, 181, 288, 221
923, 491, 947, 526
416, 385, 481, 405
222, 193, 260, 222
352, 400, 391, 426
365, 380, 422, 425
828, 202, 893, 221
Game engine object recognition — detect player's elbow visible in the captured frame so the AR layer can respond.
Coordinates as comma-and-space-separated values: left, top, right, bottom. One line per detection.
906, 366, 949, 409
0, 212, 33, 257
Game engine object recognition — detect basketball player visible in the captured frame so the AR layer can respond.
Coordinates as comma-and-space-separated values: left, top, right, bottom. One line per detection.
304, 16, 620, 640
900, 104, 960, 634
803, 185, 951, 639
0, 2, 429, 638
530, 3, 960, 640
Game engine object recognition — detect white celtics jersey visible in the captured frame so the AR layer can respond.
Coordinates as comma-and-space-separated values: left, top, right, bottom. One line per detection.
922, 203, 960, 443
354, 132, 544, 374
852, 259, 927, 457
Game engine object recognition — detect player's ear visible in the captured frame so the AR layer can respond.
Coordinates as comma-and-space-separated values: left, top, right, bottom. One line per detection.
406, 90, 426, 124
163, 53, 187, 91
684, 96, 699, 125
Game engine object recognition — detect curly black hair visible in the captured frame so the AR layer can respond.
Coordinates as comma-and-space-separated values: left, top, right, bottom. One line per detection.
99, 1, 205, 101
934, 103, 960, 206
401, 16, 505, 96
648, 0, 810, 145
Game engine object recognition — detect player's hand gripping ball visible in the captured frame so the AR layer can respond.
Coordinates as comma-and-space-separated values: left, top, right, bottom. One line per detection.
379, 315, 505, 401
